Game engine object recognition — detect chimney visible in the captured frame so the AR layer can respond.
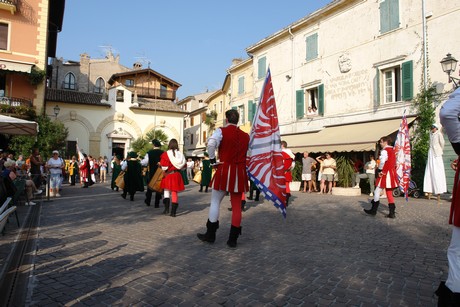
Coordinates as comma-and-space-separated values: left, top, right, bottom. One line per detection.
133, 62, 142, 70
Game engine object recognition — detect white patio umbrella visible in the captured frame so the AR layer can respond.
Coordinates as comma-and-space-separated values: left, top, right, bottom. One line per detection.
0, 114, 38, 135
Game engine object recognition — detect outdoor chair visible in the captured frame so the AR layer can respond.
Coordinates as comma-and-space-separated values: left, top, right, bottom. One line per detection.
0, 206, 17, 235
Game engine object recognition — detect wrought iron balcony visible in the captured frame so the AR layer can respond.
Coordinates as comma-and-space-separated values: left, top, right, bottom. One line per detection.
0, 0, 17, 14
0, 96, 32, 107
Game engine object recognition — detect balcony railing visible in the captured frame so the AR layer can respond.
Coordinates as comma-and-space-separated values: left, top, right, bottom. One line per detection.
130, 86, 176, 100
0, 0, 17, 14
0, 96, 32, 107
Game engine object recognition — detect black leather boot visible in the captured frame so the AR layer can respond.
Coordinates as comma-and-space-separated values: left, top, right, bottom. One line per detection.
197, 220, 219, 243
285, 193, 291, 207
227, 225, 242, 248
163, 198, 170, 214
121, 191, 127, 199
386, 203, 396, 218
170, 203, 178, 217
364, 200, 379, 215
154, 193, 162, 208
254, 189, 260, 201
435, 281, 460, 307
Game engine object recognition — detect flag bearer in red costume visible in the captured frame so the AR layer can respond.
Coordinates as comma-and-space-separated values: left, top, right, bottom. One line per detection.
437, 87, 460, 306
363, 135, 398, 218
197, 109, 249, 248
281, 141, 295, 206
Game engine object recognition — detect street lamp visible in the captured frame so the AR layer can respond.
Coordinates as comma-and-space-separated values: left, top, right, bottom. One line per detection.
440, 53, 459, 89
53, 105, 60, 118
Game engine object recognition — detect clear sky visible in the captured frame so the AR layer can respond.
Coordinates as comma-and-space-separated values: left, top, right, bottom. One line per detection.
57, 0, 332, 100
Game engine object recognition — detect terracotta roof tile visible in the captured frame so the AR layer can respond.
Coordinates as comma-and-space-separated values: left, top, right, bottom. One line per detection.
46, 88, 109, 106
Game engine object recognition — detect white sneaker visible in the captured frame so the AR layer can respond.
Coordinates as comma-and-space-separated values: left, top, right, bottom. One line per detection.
369, 193, 374, 197
353, 184, 360, 189
34, 189, 43, 195
55, 193, 61, 197
26, 201, 36, 206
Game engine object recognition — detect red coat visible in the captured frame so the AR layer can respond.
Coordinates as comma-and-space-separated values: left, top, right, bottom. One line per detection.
376, 146, 398, 188
282, 150, 293, 182
79, 159, 90, 182
160, 151, 185, 192
211, 125, 249, 193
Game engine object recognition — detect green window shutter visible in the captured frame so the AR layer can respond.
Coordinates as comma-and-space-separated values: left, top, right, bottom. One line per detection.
306, 33, 318, 61
401, 60, 413, 101
374, 68, 380, 106
296, 90, 305, 119
248, 100, 256, 122
389, 0, 400, 31
318, 84, 324, 116
380, 0, 390, 33
257, 57, 266, 79
238, 76, 244, 94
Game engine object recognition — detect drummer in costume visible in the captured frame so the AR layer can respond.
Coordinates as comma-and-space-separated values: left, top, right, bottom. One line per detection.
363, 135, 398, 218
159, 139, 186, 217
141, 139, 164, 207
436, 86, 460, 305
197, 109, 249, 248
121, 151, 144, 201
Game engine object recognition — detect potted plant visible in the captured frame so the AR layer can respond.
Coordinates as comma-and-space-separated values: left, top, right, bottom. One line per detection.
289, 160, 302, 192
333, 155, 361, 196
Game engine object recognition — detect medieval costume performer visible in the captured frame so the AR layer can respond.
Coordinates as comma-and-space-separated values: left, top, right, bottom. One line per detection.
437, 87, 460, 305
160, 139, 186, 217
140, 139, 164, 207
199, 152, 212, 192
121, 152, 144, 201
281, 140, 295, 206
79, 154, 91, 188
363, 135, 398, 218
111, 155, 122, 191
423, 123, 447, 201
197, 109, 249, 248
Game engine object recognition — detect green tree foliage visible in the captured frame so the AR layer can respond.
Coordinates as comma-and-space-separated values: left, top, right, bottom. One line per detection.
9, 115, 68, 160
130, 129, 169, 157
410, 85, 441, 189
204, 110, 218, 133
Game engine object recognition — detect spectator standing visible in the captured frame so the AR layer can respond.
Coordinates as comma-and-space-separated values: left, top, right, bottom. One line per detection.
29, 148, 43, 189
423, 123, 447, 201
46, 150, 64, 197
301, 151, 316, 193
99, 157, 107, 183
186, 158, 194, 180
319, 153, 336, 194
354, 154, 377, 196
68, 156, 79, 185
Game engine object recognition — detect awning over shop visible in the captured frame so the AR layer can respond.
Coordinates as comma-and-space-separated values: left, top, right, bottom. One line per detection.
282, 117, 416, 153
0, 114, 38, 135
0, 60, 34, 73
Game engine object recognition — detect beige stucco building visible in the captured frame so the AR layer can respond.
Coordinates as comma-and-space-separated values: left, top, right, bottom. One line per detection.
46, 53, 185, 159
226, 0, 459, 154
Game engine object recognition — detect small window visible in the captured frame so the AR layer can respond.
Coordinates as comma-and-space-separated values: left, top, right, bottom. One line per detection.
238, 76, 245, 95
63, 73, 76, 90
125, 79, 134, 87
202, 131, 207, 143
257, 56, 266, 79
116, 90, 124, 102
238, 105, 245, 125
0, 23, 8, 50
160, 84, 167, 98
306, 33, 318, 61
190, 134, 194, 145
94, 77, 105, 93
306, 88, 319, 116
382, 66, 401, 103
190, 116, 194, 126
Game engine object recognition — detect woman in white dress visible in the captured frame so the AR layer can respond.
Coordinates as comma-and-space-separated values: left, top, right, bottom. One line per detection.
423, 123, 447, 201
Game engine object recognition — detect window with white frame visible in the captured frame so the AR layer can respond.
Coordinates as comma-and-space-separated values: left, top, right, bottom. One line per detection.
0, 23, 8, 50
306, 88, 319, 115
376, 60, 412, 104
296, 84, 324, 119
63, 72, 76, 90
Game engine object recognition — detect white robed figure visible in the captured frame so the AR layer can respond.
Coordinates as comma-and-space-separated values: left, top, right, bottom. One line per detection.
423, 123, 447, 197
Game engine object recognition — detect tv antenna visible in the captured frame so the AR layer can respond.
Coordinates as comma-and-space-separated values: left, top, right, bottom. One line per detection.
98, 45, 119, 58
134, 52, 152, 68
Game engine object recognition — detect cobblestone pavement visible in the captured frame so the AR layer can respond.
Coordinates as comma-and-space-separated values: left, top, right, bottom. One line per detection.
9, 181, 453, 306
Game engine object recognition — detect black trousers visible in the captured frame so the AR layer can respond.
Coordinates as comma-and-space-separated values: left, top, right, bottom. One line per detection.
145, 188, 162, 205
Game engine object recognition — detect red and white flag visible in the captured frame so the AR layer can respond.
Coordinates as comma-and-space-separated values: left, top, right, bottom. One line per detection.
247, 68, 287, 217
394, 113, 411, 200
